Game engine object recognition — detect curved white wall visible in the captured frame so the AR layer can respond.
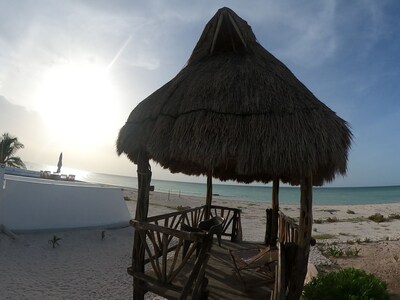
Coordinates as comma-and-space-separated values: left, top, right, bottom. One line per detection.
2, 175, 131, 232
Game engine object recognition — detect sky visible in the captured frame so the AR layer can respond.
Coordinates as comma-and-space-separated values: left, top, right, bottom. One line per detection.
1, 0, 399, 187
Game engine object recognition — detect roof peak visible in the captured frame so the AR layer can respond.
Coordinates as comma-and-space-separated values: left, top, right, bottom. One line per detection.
188, 7, 257, 64
210, 7, 247, 54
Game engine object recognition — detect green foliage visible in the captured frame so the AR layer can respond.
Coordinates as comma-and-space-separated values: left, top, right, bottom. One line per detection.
325, 246, 343, 257
368, 213, 386, 223
388, 213, 400, 220
339, 232, 351, 236
344, 247, 361, 257
0, 133, 26, 168
313, 233, 336, 240
326, 217, 338, 223
48, 235, 61, 248
302, 268, 390, 300
176, 205, 190, 211
324, 246, 360, 257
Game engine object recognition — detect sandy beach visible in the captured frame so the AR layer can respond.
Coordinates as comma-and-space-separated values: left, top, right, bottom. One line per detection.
1, 188, 399, 299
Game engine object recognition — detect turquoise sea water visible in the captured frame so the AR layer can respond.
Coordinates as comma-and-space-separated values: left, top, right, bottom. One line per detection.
20, 162, 400, 206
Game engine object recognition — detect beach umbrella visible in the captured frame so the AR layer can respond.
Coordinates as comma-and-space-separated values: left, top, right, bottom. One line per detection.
117, 7, 352, 299
56, 152, 62, 173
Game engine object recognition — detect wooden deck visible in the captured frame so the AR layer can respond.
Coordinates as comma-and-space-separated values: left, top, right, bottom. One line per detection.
129, 206, 300, 299
138, 238, 276, 299
199, 239, 276, 299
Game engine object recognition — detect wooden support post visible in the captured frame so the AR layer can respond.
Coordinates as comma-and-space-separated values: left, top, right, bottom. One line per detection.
270, 178, 279, 246
287, 175, 313, 300
132, 151, 152, 300
265, 208, 272, 245
205, 172, 212, 220
135, 153, 151, 221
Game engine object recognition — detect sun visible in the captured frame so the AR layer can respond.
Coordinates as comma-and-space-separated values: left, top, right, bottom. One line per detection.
35, 61, 120, 145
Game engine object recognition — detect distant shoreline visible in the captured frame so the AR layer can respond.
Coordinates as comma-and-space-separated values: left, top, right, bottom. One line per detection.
10, 163, 400, 205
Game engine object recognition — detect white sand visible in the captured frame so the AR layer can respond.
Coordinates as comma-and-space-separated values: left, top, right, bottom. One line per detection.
0, 227, 134, 300
1, 188, 399, 299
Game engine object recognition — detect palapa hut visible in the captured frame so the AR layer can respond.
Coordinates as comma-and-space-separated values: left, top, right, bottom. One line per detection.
117, 7, 352, 300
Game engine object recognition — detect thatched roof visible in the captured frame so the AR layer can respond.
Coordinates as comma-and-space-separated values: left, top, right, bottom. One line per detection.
117, 7, 352, 186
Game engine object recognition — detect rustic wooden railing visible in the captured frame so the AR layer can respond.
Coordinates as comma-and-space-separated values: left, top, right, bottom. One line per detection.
129, 219, 212, 299
208, 205, 242, 242
267, 210, 318, 300
129, 205, 242, 299
146, 205, 242, 242
265, 209, 299, 245
277, 211, 299, 244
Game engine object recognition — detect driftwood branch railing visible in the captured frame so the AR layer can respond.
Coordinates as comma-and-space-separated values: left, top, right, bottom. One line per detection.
208, 205, 242, 242
266, 210, 300, 300
146, 205, 242, 242
265, 209, 299, 245
277, 211, 299, 244
128, 205, 242, 299
129, 219, 212, 299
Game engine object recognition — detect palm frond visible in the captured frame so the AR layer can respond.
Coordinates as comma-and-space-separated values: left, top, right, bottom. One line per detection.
5, 157, 26, 168
0, 133, 26, 168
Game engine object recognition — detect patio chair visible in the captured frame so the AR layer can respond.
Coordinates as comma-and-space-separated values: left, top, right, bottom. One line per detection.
230, 245, 278, 289
181, 216, 225, 258
198, 216, 224, 247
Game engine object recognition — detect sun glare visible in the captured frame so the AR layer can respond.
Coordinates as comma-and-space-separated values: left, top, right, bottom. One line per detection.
35, 61, 119, 145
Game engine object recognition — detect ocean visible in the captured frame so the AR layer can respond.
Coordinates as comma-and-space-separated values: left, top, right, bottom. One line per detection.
19, 162, 400, 206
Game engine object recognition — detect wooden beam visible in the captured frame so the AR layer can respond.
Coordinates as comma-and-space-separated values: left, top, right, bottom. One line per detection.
287, 175, 313, 300
210, 14, 224, 54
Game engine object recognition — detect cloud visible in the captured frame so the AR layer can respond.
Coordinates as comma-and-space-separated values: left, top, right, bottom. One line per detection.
0, 96, 50, 161
221, 0, 339, 68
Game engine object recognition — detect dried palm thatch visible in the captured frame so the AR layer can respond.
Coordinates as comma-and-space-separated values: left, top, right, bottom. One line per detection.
117, 7, 352, 186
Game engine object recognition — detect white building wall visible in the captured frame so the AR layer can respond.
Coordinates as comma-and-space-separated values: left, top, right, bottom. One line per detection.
2, 175, 131, 232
